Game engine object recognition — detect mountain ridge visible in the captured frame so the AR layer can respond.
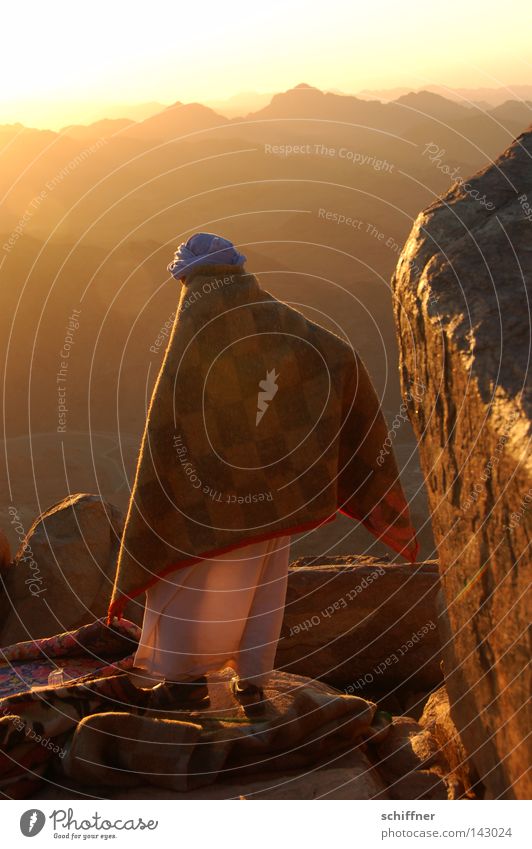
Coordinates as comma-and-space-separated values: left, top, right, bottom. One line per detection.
2, 83, 530, 140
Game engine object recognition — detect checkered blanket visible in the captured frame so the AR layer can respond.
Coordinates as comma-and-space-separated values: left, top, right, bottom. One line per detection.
1, 657, 379, 797
108, 266, 418, 621
60, 673, 377, 794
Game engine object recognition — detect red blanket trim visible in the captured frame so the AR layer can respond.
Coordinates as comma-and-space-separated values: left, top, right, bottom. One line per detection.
107, 514, 337, 624
108, 506, 420, 624
337, 506, 419, 564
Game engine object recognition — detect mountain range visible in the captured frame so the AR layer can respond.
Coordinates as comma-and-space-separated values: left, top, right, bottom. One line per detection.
0, 83, 530, 560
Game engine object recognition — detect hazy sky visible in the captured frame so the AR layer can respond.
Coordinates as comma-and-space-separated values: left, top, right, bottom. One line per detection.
2, 0, 531, 128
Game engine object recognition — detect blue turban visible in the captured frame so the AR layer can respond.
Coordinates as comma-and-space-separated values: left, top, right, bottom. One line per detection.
167, 233, 247, 281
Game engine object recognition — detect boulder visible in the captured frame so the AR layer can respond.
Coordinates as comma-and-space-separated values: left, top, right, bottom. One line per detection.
111, 749, 390, 800
374, 716, 440, 778
0, 528, 11, 571
0, 528, 11, 627
392, 128, 532, 798
401, 690, 434, 721
39, 748, 389, 800
371, 715, 456, 799
379, 769, 448, 801
0, 494, 124, 645
420, 686, 477, 797
275, 559, 442, 692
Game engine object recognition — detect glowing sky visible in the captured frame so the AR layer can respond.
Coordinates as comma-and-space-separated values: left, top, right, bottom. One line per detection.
2, 0, 531, 128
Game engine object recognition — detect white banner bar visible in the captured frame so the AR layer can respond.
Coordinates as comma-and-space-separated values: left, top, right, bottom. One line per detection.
3, 799, 529, 848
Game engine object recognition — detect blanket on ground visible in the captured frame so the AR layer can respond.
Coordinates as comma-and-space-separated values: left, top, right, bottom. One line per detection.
60, 672, 377, 794
108, 265, 418, 621
0, 620, 379, 799
0, 618, 140, 798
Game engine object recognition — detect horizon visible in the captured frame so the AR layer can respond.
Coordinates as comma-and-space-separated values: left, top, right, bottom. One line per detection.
2, 0, 532, 129
3, 80, 532, 133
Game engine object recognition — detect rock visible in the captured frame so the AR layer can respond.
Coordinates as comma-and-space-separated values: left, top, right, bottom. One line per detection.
381, 770, 448, 800
371, 715, 455, 799
0, 494, 124, 645
289, 553, 392, 567
402, 690, 434, 721
38, 748, 389, 800
373, 716, 441, 777
0, 528, 11, 571
275, 559, 442, 692
420, 686, 477, 798
392, 128, 532, 799
359, 709, 393, 745
131, 749, 390, 800
375, 693, 405, 716
0, 528, 12, 626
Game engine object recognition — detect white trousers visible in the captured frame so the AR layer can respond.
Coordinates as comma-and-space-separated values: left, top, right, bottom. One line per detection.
134, 535, 291, 686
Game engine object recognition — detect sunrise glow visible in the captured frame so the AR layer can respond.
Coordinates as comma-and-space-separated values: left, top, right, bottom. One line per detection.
2, 0, 531, 128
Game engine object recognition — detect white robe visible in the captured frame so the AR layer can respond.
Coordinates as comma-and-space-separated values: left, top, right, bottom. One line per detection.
133, 535, 291, 686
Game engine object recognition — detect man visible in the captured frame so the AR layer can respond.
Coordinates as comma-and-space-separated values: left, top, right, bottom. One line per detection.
108, 233, 418, 714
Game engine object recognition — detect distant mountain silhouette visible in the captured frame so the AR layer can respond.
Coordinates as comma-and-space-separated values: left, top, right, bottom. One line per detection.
390, 90, 473, 121
358, 83, 532, 107
27, 83, 532, 147
489, 99, 532, 123
61, 118, 134, 140
206, 91, 274, 116
124, 101, 226, 140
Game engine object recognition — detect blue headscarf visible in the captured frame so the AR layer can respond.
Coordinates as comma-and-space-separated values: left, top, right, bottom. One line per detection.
167, 233, 247, 281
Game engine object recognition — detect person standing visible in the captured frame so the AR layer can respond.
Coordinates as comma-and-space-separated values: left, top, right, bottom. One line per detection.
108, 233, 418, 714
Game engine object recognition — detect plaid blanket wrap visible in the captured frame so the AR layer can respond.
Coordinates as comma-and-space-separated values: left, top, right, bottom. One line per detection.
108, 265, 418, 621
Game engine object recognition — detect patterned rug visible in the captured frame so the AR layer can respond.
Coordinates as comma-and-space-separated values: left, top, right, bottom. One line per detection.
0, 657, 110, 699
0, 617, 140, 698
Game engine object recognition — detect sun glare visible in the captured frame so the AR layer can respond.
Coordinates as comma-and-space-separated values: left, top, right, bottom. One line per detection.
1, 0, 531, 128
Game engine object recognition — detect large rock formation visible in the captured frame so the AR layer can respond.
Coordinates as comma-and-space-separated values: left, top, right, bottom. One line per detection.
0, 494, 124, 645
276, 558, 442, 693
392, 128, 532, 798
